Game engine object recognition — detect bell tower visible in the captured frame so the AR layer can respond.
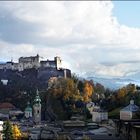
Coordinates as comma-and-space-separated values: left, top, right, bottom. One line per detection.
33, 89, 41, 124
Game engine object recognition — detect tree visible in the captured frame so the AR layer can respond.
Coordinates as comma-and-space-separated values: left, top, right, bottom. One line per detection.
77, 80, 84, 93
47, 77, 81, 119
50, 78, 80, 101
117, 87, 127, 99
94, 83, 105, 95
13, 124, 21, 140
3, 120, 13, 140
126, 83, 136, 94
82, 80, 93, 103
71, 73, 79, 84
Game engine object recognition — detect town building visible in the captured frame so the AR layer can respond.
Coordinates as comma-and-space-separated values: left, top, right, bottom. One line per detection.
1, 79, 8, 85
86, 102, 108, 123
120, 99, 139, 120
0, 102, 23, 120
91, 106, 108, 123
33, 90, 41, 124
24, 90, 42, 123
24, 102, 32, 119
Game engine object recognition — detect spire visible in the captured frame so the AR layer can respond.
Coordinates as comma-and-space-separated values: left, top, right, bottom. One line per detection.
34, 89, 41, 104
27, 101, 30, 106
36, 89, 39, 95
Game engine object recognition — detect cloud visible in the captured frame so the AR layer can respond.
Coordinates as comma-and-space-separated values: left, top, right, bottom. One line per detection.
0, 1, 140, 78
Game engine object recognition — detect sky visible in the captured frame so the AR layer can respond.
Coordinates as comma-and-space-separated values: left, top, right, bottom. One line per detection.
0, 1, 140, 78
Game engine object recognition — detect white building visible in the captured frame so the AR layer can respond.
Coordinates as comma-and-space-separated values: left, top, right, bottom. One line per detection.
91, 106, 108, 123
120, 99, 139, 120
29, 128, 41, 140
1, 79, 8, 85
86, 102, 108, 123
19, 54, 40, 71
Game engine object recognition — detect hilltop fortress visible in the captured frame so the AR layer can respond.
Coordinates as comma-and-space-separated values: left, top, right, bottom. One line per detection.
0, 54, 71, 83
0, 54, 62, 71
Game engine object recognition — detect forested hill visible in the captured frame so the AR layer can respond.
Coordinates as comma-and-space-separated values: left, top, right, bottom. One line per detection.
0, 68, 69, 110
0, 69, 41, 110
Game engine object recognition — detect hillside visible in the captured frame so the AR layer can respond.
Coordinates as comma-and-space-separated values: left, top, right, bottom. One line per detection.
0, 68, 71, 111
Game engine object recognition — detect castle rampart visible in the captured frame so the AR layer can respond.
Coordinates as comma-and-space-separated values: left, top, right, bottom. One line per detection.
0, 55, 63, 71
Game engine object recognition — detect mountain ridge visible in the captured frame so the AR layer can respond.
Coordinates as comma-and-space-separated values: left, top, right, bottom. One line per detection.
86, 76, 140, 90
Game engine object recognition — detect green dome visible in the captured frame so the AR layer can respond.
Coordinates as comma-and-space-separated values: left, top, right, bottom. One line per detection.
25, 102, 32, 112
25, 106, 32, 112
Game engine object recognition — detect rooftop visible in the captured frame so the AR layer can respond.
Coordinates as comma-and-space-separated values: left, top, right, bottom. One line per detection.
0, 102, 16, 109
121, 100, 139, 112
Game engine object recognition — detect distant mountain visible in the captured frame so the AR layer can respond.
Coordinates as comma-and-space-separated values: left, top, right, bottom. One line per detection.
0, 61, 5, 64
86, 76, 140, 90
125, 72, 140, 81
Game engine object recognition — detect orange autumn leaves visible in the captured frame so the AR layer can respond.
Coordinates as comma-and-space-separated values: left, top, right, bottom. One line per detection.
83, 80, 94, 103
49, 78, 94, 103
118, 87, 127, 98
49, 78, 80, 101
117, 84, 136, 99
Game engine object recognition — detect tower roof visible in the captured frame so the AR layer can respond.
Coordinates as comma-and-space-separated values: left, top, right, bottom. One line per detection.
25, 102, 32, 112
121, 99, 139, 112
34, 89, 41, 104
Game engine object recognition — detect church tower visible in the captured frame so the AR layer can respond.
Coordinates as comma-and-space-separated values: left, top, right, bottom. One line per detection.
24, 101, 32, 119
33, 90, 41, 124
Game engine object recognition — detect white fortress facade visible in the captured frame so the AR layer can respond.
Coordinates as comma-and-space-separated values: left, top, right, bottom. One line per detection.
0, 54, 62, 71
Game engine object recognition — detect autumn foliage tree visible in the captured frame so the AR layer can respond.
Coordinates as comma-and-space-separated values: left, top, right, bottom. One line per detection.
82, 80, 93, 103
126, 83, 136, 94
50, 78, 80, 101
47, 77, 82, 118
117, 87, 127, 99
12, 124, 21, 140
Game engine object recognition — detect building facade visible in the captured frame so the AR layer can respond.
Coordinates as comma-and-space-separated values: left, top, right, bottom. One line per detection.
91, 106, 108, 123
86, 102, 108, 123
0, 55, 63, 72
33, 90, 41, 124
120, 99, 139, 120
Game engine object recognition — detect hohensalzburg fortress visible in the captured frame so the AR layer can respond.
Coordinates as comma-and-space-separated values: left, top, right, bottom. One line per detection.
0, 54, 62, 71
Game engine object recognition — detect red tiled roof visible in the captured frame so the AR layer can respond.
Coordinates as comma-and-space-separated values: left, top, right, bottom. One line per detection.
0, 102, 16, 109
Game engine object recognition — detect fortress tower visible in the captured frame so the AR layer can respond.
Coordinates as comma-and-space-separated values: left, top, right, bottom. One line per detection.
55, 56, 62, 70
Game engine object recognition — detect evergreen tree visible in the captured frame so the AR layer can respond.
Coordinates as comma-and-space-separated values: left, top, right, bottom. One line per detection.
2, 120, 13, 140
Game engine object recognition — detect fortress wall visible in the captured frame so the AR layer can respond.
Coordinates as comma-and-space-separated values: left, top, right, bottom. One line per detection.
37, 67, 71, 83
40, 61, 56, 69
37, 67, 64, 81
